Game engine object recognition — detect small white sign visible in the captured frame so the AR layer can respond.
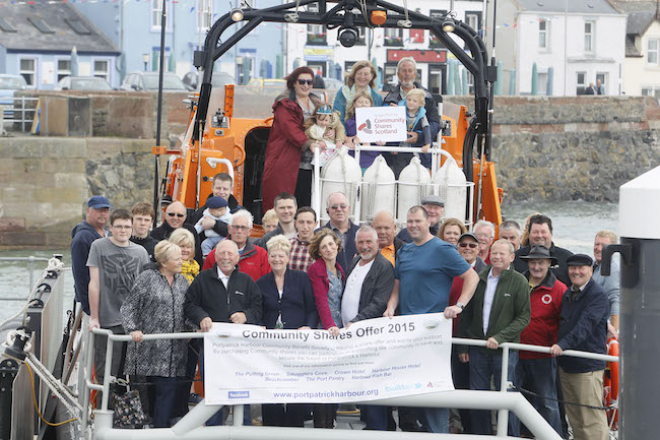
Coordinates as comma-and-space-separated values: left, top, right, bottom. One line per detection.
356, 106, 407, 143
41, 61, 55, 85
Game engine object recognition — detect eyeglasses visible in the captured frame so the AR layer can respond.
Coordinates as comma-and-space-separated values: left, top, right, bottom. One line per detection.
329, 204, 348, 210
167, 213, 185, 218
297, 79, 313, 86
231, 225, 250, 231
459, 242, 479, 249
112, 225, 132, 230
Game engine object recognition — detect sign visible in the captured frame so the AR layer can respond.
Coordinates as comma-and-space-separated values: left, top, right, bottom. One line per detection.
355, 106, 407, 143
204, 314, 454, 405
387, 49, 447, 64
303, 46, 334, 62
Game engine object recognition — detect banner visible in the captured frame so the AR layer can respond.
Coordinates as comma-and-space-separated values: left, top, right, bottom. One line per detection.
355, 106, 407, 143
204, 313, 453, 405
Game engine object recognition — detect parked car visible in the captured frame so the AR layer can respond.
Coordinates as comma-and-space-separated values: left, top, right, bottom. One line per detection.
54, 76, 112, 91
321, 77, 344, 91
120, 72, 186, 92
182, 71, 235, 91
244, 78, 286, 93
0, 74, 27, 106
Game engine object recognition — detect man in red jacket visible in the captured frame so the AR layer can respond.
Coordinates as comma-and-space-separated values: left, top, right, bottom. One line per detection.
517, 244, 565, 435
202, 210, 270, 281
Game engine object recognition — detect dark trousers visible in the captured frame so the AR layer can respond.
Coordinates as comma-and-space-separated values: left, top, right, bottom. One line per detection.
451, 346, 472, 433
295, 169, 312, 208
313, 404, 337, 428
362, 405, 389, 430
516, 357, 563, 435
469, 347, 520, 436
383, 152, 413, 179
93, 325, 127, 406
150, 376, 187, 428
262, 403, 306, 427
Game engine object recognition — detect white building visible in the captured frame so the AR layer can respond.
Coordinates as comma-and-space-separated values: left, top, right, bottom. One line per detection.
614, 1, 660, 97
494, 0, 627, 95
284, 0, 486, 98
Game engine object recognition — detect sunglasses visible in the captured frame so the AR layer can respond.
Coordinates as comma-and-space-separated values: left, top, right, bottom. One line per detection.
459, 242, 478, 249
297, 79, 313, 86
167, 212, 185, 218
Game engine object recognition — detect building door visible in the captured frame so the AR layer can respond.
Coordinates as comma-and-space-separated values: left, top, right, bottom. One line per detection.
307, 62, 326, 77
428, 64, 447, 100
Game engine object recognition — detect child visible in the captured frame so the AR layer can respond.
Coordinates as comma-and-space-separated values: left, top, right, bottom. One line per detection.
261, 209, 278, 234
344, 90, 383, 169
195, 196, 231, 256
399, 88, 432, 168
303, 104, 345, 167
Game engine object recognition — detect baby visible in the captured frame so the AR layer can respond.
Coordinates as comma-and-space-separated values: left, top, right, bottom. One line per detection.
399, 88, 432, 167
304, 104, 346, 167
195, 196, 231, 256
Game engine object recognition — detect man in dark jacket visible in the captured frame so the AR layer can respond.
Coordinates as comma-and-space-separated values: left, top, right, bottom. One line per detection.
321, 192, 359, 273
188, 172, 241, 238
514, 214, 573, 286
255, 192, 298, 250
550, 254, 609, 440
458, 239, 531, 437
151, 201, 203, 265
341, 226, 394, 430
382, 57, 441, 177
70, 195, 110, 315
130, 202, 159, 261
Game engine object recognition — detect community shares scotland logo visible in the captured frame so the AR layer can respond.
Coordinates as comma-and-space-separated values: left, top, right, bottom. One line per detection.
358, 119, 373, 134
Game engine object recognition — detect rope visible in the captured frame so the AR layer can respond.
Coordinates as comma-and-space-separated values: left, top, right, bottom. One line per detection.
0, 299, 40, 329
25, 362, 77, 427
284, 0, 301, 22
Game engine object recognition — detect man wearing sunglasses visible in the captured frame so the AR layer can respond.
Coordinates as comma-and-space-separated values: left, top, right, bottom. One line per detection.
321, 192, 359, 273
151, 201, 203, 265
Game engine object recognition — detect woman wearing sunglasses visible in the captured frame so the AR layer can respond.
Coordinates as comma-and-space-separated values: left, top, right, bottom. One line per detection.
262, 66, 324, 212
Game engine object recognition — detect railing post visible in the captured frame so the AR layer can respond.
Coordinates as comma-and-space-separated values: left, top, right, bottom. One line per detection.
233, 404, 244, 426
497, 344, 510, 437
27, 256, 35, 292
101, 330, 114, 411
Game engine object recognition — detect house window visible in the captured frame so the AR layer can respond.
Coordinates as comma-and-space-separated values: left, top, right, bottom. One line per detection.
20, 58, 36, 86
648, 39, 659, 64
384, 27, 404, 47
429, 10, 447, 48
151, 0, 171, 30
465, 13, 479, 32
306, 3, 325, 45
57, 59, 71, 82
576, 71, 586, 95
539, 19, 548, 49
584, 21, 594, 53
642, 87, 660, 99
198, 0, 212, 31
94, 60, 110, 81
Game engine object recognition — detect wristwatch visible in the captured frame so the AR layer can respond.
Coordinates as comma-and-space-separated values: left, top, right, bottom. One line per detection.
456, 302, 465, 310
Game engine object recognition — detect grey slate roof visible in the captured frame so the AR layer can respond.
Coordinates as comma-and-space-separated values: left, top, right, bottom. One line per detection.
517, 0, 623, 15
625, 35, 642, 57
626, 11, 655, 34
0, 2, 118, 54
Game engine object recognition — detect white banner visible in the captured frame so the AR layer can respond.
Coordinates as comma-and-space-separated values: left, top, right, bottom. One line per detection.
355, 106, 407, 143
204, 313, 453, 405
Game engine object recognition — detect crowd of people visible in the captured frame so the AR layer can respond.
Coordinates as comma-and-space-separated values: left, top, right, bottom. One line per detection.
70, 179, 619, 439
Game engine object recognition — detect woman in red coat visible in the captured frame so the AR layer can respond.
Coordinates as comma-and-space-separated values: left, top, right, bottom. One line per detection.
262, 66, 324, 211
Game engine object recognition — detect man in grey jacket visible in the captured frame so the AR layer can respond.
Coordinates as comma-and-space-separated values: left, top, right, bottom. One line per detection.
592, 230, 620, 330
341, 225, 394, 430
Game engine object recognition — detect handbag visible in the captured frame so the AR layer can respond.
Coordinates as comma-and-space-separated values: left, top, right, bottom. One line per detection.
111, 378, 146, 428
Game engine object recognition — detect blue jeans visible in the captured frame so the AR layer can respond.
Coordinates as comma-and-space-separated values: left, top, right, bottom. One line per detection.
361, 405, 389, 430
469, 347, 520, 436
416, 407, 449, 433
516, 357, 563, 435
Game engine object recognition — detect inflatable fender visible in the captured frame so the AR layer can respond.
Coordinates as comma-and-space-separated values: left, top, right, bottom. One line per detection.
361, 155, 396, 222
320, 147, 362, 223
433, 156, 468, 222
397, 156, 432, 222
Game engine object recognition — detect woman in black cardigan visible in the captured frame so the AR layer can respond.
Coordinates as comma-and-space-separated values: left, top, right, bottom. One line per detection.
256, 234, 318, 427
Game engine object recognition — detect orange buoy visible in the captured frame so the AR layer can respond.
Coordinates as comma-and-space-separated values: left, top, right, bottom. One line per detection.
604, 336, 619, 430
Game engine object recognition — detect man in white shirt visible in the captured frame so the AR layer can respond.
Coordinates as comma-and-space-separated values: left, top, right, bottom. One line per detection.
341, 226, 394, 430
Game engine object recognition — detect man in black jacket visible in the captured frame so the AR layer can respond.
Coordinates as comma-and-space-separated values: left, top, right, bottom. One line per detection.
341, 226, 394, 431
382, 57, 442, 177
514, 214, 573, 286
188, 172, 241, 238
151, 201, 203, 265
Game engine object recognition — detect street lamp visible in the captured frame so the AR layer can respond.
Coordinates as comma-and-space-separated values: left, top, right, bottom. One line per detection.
142, 53, 149, 71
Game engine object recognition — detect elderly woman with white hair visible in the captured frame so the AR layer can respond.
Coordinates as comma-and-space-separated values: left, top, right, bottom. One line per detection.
121, 240, 190, 428
256, 234, 318, 427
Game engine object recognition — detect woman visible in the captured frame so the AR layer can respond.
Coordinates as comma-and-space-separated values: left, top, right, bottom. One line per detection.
307, 228, 345, 429
257, 235, 318, 427
438, 218, 467, 246
332, 60, 383, 128
121, 241, 189, 428
262, 66, 324, 211
169, 228, 199, 284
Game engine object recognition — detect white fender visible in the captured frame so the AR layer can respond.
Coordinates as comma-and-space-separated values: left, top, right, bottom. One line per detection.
361, 155, 396, 222
320, 147, 362, 223
397, 156, 432, 221
433, 156, 467, 222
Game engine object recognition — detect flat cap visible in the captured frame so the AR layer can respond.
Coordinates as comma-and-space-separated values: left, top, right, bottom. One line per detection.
566, 253, 593, 267
421, 195, 445, 207
207, 196, 228, 209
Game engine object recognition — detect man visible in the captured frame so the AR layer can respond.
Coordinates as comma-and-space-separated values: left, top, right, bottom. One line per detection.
499, 220, 523, 251
457, 239, 530, 436
396, 195, 444, 243
184, 239, 262, 426
130, 202, 159, 261
321, 192, 359, 273
288, 207, 317, 272
473, 220, 495, 264
256, 192, 298, 249
87, 209, 150, 393
592, 230, 620, 329
383, 57, 442, 177
596, 79, 605, 95
584, 83, 596, 95
189, 172, 241, 237
71, 195, 111, 315
517, 245, 565, 435
152, 201, 203, 264
514, 214, 573, 286
550, 254, 609, 440
202, 210, 270, 281
341, 226, 395, 430
372, 211, 404, 267
384, 206, 479, 434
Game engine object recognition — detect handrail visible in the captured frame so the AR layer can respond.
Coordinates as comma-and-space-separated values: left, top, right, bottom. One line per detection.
0, 256, 52, 300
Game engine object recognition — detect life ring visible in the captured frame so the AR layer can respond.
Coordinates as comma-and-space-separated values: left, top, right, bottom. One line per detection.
604, 336, 619, 429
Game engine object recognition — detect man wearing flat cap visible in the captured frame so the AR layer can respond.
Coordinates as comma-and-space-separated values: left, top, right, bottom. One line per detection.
396, 195, 444, 243
550, 254, 609, 440
517, 245, 566, 435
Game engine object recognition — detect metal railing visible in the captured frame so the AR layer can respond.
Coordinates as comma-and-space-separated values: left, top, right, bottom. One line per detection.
0, 256, 52, 300
1, 96, 39, 132
83, 327, 618, 440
